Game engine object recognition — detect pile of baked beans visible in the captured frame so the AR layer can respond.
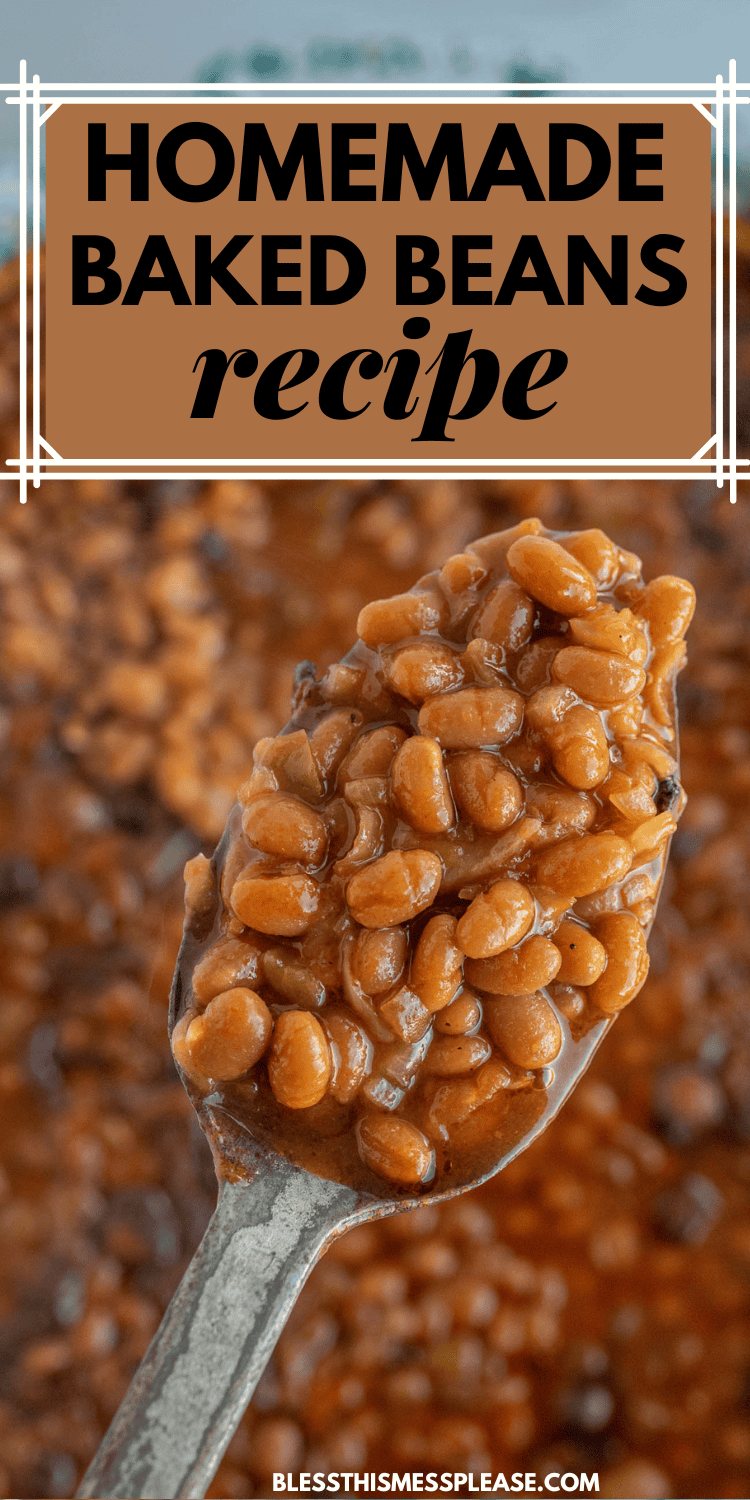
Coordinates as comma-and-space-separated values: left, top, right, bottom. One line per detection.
0, 241, 749, 1499
172, 521, 692, 1192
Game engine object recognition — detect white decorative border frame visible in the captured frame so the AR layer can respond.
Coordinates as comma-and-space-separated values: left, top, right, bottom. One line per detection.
4, 60, 749, 501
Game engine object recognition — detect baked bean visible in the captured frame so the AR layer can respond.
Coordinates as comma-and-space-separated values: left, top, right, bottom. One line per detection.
325, 1012, 373, 1103
267, 1010, 332, 1108
356, 1114, 435, 1185
524, 784, 597, 839
353, 927, 408, 995
357, 589, 449, 648
418, 686, 524, 750
411, 914, 464, 1013
548, 705, 611, 790
191, 934, 262, 1005
471, 580, 535, 654
262, 947, 327, 1009
568, 604, 648, 663
524, 684, 578, 734
548, 981, 586, 1020
449, 752, 523, 833
461, 636, 507, 684
455, 879, 536, 960
466, 935, 562, 995
255, 729, 323, 802
552, 920, 607, 986
379, 986, 433, 1044
485, 992, 563, 1069
563, 528, 620, 588
392, 737, 455, 833
645, 641, 687, 726
242, 792, 328, 865
231, 869, 322, 936
514, 636, 566, 693
172, 987, 272, 1082
338, 725, 407, 786
425, 1034, 492, 1075
346, 850, 442, 928
309, 709, 364, 778
635, 575, 696, 645
536, 833, 632, 898
506, 535, 597, 615
551, 647, 647, 706
385, 643, 464, 704
589, 912, 649, 1013
435, 990, 483, 1034
438, 551, 488, 597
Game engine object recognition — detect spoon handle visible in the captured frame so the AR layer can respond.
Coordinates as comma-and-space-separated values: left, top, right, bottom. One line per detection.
76, 1161, 359, 1500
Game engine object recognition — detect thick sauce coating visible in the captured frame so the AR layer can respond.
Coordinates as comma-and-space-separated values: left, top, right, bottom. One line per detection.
174, 521, 693, 1193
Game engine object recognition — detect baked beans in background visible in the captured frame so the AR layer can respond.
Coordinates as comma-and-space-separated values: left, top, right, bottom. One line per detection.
0, 244, 748, 1500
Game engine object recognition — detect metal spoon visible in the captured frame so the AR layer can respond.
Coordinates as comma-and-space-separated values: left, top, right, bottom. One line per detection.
75, 909, 626, 1500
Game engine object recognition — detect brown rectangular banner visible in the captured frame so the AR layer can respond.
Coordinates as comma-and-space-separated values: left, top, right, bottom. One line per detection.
44, 102, 711, 469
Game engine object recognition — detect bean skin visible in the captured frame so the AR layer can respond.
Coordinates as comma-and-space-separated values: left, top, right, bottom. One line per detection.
506, 535, 597, 616
346, 850, 443, 928
455, 879, 536, 960
267, 1010, 332, 1108
356, 1114, 435, 1185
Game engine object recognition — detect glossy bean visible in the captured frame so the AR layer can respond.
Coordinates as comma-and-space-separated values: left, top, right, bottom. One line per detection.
455, 879, 536, 960
392, 736, 455, 833
267, 1010, 332, 1108
356, 1114, 435, 1184
485, 991, 563, 1069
